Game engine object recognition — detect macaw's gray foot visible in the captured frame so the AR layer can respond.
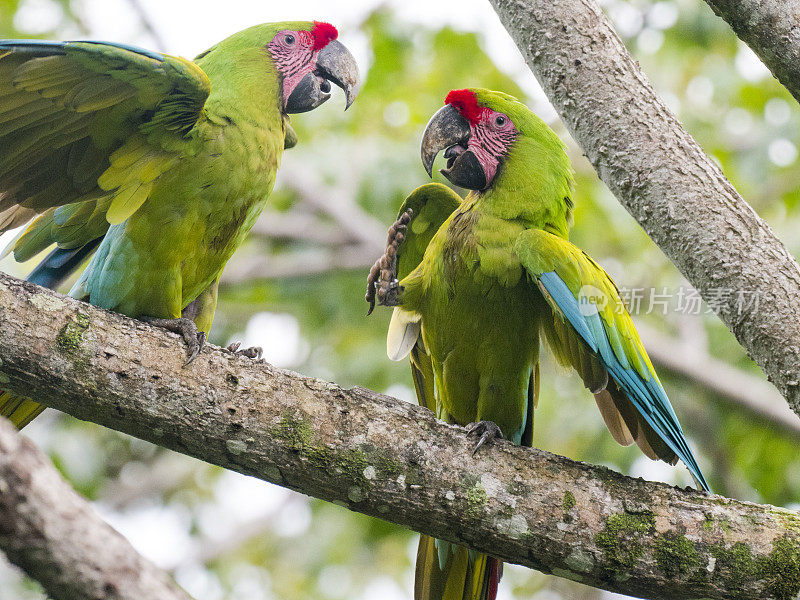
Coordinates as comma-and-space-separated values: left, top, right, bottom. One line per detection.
141, 316, 205, 366
465, 420, 504, 455
226, 342, 263, 360
366, 208, 414, 315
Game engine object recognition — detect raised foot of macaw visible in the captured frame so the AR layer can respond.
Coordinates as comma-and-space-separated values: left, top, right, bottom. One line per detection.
366, 208, 414, 315
465, 420, 504, 455
141, 316, 205, 366
226, 342, 263, 360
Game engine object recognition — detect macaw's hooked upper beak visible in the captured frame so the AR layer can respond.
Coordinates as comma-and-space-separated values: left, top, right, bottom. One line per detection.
285, 40, 361, 114
420, 104, 486, 190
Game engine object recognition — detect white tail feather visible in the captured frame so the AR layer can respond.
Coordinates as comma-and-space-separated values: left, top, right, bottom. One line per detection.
387, 307, 421, 362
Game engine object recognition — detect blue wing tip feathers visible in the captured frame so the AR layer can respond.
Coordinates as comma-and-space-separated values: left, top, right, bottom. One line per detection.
0, 39, 67, 54
0, 39, 163, 62
67, 40, 164, 61
539, 270, 712, 493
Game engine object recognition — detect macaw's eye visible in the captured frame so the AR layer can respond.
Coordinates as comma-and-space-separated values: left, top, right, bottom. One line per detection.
495, 115, 506, 127
284, 34, 295, 45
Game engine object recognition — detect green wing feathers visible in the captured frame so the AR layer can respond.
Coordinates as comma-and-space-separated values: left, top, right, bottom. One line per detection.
386, 183, 461, 364
395, 183, 462, 280
0, 39, 211, 259
0, 39, 214, 430
517, 228, 709, 490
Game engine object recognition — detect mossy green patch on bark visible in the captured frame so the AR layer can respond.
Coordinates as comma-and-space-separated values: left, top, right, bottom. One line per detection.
277, 413, 313, 452
654, 532, 699, 577
56, 313, 90, 355
707, 536, 800, 600
273, 414, 409, 489
594, 511, 655, 578
770, 507, 800, 535
563, 490, 576, 512
464, 480, 489, 518
760, 536, 800, 600
709, 541, 755, 587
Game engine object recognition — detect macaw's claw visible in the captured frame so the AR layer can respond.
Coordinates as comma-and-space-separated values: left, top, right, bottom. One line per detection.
227, 342, 263, 360
465, 420, 504, 455
141, 317, 206, 366
366, 208, 414, 314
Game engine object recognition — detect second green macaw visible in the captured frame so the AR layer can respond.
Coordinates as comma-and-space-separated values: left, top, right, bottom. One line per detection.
0, 21, 360, 428
367, 88, 709, 600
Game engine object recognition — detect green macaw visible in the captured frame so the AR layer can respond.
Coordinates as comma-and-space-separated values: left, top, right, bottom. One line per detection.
0, 21, 360, 428
367, 88, 709, 600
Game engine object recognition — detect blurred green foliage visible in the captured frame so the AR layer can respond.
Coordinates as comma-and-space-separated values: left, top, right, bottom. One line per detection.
1, 1, 800, 599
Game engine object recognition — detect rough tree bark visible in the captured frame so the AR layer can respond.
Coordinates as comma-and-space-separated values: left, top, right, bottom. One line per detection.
700, 0, 800, 104
0, 273, 799, 600
486, 0, 800, 415
0, 417, 193, 600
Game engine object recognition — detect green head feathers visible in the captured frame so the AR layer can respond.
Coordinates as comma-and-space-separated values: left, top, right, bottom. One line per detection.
196, 21, 359, 113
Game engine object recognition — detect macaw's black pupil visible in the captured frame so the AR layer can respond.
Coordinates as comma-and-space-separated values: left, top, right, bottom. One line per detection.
496, 116, 505, 126
285, 35, 295, 44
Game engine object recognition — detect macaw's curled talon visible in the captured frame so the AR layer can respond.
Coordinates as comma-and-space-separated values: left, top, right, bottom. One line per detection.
465, 420, 504, 455
365, 208, 414, 315
227, 342, 264, 360
140, 316, 206, 366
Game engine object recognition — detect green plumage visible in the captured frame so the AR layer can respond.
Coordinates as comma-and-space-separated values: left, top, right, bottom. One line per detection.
0, 23, 321, 427
386, 89, 708, 600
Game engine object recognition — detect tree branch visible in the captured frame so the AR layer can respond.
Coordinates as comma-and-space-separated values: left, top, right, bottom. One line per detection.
278, 165, 388, 251
221, 245, 376, 283
124, 0, 168, 52
700, 0, 800, 104
0, 272, 799, 600
250, 210, 361, 247
487, 0, 800, 415
0, 417, 193, 600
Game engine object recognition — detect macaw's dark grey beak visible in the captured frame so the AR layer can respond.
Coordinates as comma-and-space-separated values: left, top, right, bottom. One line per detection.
420, 104, 485, 190
285, 40, 360, 114
285, 72, 331, 114
315, 39, 360, 110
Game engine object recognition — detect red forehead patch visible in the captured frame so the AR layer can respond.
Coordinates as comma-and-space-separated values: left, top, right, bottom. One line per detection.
445, 89, 485, 125
311, 21, 338, 51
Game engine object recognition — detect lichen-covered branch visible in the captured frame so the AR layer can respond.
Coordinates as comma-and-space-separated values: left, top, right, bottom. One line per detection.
0, 418, 193, 600
0, 273, 799, 599
700, 0, 800, 104
487, 0, 800, 416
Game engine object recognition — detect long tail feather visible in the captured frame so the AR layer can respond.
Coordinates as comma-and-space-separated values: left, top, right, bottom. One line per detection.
415, 535, 501, 600
0, 392, 46, 428
26, 237, 100, 289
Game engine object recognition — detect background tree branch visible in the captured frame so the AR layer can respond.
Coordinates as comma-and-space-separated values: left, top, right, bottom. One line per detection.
637, 322, 800, 437
0, 417, 193, 600
1, 272, 799, 600
486, 0, 800, 415
700, 0, 800, 104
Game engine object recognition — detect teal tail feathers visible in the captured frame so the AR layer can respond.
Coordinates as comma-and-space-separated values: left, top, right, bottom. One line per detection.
26, 240, 100, 290
0, 394, 46, 429
415, 535, 501, 600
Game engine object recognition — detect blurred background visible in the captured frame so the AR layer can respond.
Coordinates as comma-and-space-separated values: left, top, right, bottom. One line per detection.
1, 0, 799, 598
